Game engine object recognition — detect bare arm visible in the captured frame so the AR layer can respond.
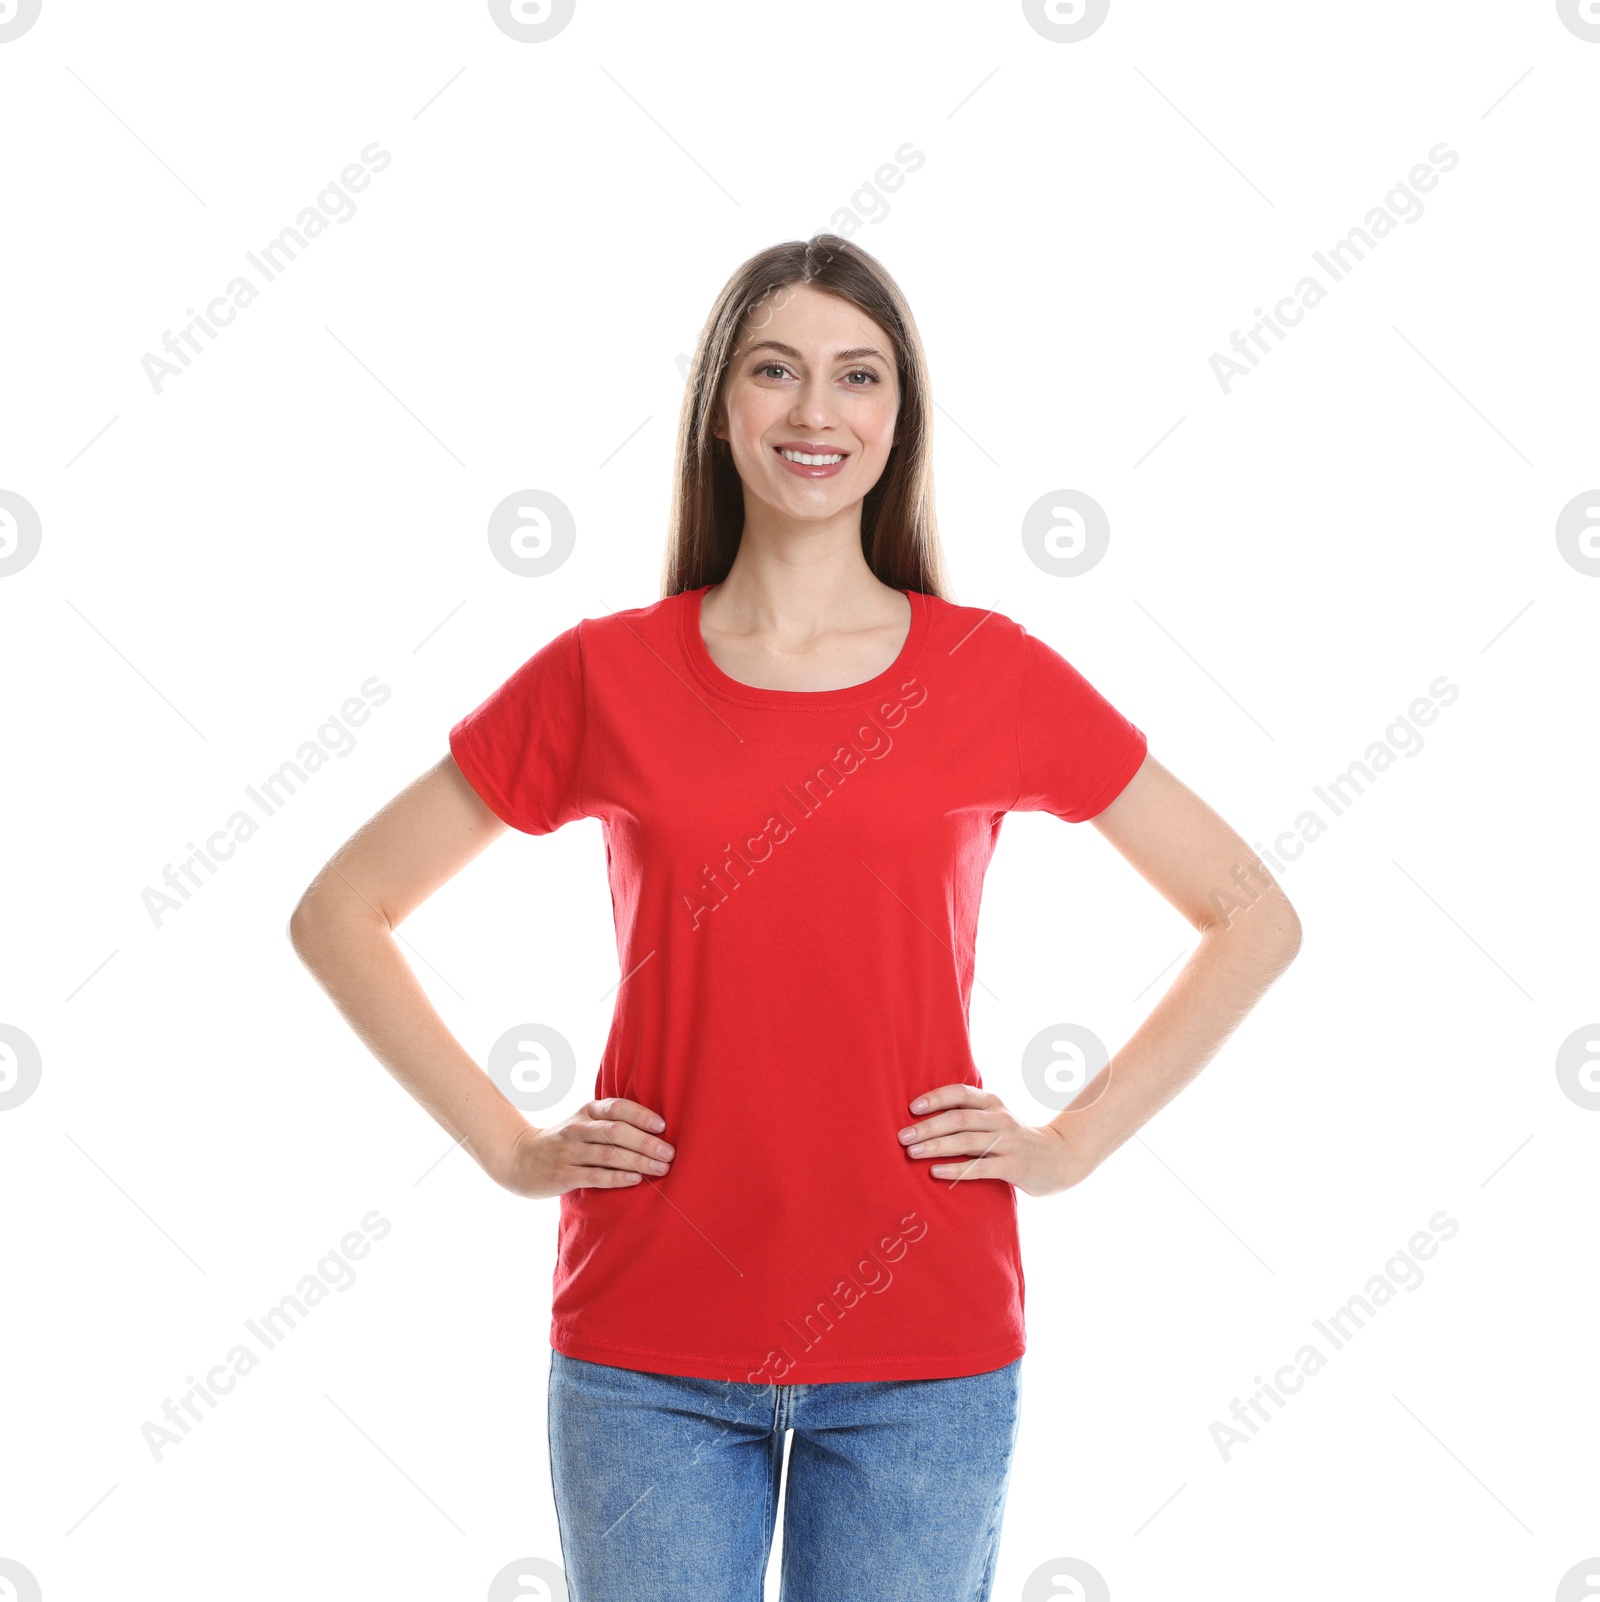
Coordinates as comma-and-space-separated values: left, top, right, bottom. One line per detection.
286, 755, 675, 1197
898, 752, 1302, 1191
1051, 751, 1302, 1171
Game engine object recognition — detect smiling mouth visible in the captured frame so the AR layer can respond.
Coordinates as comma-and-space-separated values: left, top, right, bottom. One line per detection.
776, 446, 847, 465
772, 445, 849, 478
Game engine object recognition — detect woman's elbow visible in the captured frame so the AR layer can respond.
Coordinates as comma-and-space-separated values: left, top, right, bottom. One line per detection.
1199, 884, 1302, 969
287, 888, 322, 959
1257, 893, 1303, 970
287, 874, 344, 958
1276, 903, 1304, 965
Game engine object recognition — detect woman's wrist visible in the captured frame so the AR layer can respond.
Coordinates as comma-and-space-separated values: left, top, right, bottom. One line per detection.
1043, 1114, 1106, 1189
478, 1118, 532, 1189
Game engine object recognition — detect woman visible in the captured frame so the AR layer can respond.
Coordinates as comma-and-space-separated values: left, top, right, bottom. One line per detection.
289, 233, 1301, 1600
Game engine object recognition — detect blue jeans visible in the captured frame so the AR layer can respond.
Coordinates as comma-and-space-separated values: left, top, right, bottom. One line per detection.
547, 1351, 1023, 1601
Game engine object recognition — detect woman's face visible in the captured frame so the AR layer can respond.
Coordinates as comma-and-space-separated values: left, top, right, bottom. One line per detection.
714, 282, 902, 525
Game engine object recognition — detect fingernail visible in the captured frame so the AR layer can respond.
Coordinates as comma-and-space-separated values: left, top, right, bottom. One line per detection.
650, 1117, 666, 1131
658, 1144, 674, 1157
909, 1098, 927, 1112
898, 1128, 915, 1142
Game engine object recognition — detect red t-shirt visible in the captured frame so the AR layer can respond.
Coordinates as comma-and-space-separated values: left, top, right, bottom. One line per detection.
448, 583, 1148, 1384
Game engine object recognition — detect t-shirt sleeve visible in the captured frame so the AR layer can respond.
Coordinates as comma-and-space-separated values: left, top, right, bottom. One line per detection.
448, 622, 588, 835
1011, 628, 1148, 823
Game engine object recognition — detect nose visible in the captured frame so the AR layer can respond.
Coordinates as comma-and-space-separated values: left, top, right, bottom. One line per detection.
788, 374, 839, 430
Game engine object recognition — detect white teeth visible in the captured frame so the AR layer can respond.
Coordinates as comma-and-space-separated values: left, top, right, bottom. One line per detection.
780, 448, 844, 466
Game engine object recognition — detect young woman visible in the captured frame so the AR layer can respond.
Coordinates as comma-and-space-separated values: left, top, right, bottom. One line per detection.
289, 233, 1301, 1600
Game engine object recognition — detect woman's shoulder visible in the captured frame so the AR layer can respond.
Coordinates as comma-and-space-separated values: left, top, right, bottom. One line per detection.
918, 590, 1030, 664
568, 589, 689, 651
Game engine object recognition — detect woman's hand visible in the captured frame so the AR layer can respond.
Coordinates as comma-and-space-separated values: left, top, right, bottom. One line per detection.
496, 1097, 675, 1199
897, 1084, 1095, 1197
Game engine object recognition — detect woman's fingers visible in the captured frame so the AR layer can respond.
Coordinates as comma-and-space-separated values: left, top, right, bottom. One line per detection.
906, 1128, 1006, 1159
560, 1139, 662, 1191
907, 1083, 997, 1116
579, 1118, 675, 1163
573, 1114, 675, 1174
570, 1166, 646, 1189
524, 1098, 676, 1193
588, 1096, 668, 1135
899, 1106, 995, 1150
928, 1156, 1007, 1182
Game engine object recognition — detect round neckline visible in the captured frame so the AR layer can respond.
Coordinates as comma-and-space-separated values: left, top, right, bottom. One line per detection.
679, 583, 930, 709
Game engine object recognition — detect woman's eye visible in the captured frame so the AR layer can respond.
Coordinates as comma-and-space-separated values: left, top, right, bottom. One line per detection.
754, 363, 879, 385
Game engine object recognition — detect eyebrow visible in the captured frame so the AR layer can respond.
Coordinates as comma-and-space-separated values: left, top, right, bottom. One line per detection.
742, 339, 890, 364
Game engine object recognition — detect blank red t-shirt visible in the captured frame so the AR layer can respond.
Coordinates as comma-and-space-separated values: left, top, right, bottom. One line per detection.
448, 583, 1148, 1384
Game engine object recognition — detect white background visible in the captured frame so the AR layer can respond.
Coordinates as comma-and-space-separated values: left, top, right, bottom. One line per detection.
2, 2, 1596, 1598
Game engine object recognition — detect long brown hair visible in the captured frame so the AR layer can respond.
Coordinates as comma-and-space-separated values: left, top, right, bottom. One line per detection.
660, 233, 951, 601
